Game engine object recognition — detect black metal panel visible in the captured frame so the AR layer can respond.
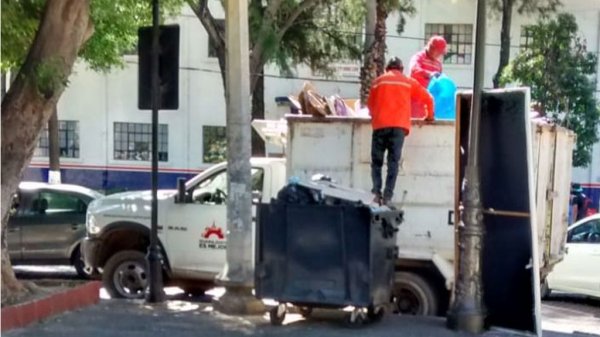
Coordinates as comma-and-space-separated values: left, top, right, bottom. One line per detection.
456, 90, 536, 333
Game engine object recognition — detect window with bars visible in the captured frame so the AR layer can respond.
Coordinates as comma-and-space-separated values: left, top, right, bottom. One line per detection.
425, 24, 473, 65
520, 26, 534, 50
34, 120, 80, 158
113, 122, 168, 162
208, 19, 225, 58
203, 126, 227, 164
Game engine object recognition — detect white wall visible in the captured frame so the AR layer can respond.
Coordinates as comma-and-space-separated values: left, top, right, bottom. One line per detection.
36, 0, 600, 173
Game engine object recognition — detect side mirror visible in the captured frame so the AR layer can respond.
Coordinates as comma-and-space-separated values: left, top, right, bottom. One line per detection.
175, 178, 187, 204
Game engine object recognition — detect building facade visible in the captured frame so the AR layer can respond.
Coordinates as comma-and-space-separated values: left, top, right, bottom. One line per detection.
24, 0, 600, 205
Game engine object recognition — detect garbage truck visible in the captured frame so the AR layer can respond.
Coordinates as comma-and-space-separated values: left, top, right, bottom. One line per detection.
83, 92, 574, 317
253, 105, 574, 315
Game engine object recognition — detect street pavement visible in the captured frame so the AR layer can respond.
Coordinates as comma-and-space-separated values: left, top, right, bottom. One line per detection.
9, 266, 600, 337
4, 296, 599, 337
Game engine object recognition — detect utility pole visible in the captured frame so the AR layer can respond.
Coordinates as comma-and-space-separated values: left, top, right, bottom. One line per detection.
447, 0, 487, 333
214, 0, 264, 315
145, 0, 165, 304
48, 105, 61, 184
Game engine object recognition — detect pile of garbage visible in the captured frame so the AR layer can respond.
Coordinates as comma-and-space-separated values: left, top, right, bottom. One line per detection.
289, 82, 369, 118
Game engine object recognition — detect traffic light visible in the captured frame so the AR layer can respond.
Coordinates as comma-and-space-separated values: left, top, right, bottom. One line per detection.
138, 25, 180, 110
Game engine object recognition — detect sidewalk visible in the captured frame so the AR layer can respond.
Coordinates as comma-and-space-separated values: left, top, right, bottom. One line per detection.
4, 298, 591, 337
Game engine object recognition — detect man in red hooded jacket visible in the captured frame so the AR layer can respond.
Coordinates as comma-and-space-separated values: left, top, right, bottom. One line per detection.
410, 36, 447, 88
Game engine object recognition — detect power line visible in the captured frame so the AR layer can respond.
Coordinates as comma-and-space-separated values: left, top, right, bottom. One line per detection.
124, 60, 600, 92
331, 28, 600, 55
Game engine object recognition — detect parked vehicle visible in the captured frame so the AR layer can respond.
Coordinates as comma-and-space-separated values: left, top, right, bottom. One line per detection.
83, 109, 574, 314
544, 214, 600, 299
7, 182, 103, 278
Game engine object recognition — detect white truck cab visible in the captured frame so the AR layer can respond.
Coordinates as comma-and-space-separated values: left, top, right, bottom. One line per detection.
82, 158, 286, 298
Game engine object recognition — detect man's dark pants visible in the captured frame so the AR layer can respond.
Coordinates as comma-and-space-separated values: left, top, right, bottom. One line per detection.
371, 127, 406, 201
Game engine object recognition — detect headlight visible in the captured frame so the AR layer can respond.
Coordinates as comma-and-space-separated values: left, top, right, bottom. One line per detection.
87, 214, 101, 235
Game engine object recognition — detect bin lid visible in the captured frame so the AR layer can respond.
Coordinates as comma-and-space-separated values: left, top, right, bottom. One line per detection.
295, 179, 374, 205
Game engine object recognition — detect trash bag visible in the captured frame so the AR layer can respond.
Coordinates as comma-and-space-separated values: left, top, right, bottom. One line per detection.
428, 74, 457, 120
298, 82, 330, 117
275, 183, 320, 205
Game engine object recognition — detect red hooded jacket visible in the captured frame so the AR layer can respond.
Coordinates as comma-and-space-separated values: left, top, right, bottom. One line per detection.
409, 50, 443, 88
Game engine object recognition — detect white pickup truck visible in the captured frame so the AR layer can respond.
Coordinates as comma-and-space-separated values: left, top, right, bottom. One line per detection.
82, 115, 574, 316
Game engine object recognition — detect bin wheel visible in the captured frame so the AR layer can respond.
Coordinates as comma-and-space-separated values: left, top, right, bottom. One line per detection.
367, 305, 384, 322
269, 304, 287, 326
298, 306, 313, 318
344, 309, 365, 328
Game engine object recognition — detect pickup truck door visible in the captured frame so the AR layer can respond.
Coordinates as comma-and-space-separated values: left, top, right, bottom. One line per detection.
165, 168, 265, 277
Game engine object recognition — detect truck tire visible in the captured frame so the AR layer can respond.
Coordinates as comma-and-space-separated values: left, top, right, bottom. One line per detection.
392, 271, 438, 316
103, 250, 148, 299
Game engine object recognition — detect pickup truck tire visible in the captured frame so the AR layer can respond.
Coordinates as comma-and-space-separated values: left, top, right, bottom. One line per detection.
103, 250, 148, 299
392, 271, 438, 316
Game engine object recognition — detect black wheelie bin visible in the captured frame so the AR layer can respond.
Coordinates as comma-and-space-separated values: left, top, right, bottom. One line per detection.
255, 179, 403, 327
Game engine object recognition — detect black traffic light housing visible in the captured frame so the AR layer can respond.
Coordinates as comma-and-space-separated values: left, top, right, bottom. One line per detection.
138, 24, 180, 110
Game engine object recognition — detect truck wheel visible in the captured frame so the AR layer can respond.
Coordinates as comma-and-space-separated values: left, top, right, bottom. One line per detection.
392, 271, 438, 316
103, 250, 148, 299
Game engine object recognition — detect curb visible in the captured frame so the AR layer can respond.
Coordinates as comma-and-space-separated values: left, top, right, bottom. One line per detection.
1, 281, 101, 332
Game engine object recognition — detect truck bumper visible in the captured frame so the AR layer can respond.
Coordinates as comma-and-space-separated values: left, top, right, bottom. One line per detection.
81, 236, 102, 269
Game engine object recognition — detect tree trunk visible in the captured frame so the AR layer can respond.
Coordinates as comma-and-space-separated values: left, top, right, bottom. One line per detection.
364, 0, 377, 50
1, 0, 93, 304
360, 0, 389, 106
251, 68, 265, 156
493, 0, 514, 88
48, 105, 61, 184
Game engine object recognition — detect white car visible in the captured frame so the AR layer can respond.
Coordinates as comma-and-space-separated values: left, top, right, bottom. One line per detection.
545, 214, 600, 299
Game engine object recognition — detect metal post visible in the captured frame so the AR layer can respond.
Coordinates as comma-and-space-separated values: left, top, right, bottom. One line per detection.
214, 0, 264, 315
48, 105, 61, 184
145, 0, 165, 303
447, 0, 487, 333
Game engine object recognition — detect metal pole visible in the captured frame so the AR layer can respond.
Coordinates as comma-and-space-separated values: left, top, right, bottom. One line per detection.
447, 0, 487, 333
48, 105, 61, 184
214, 0, 263, 315
145, 0, 165, 303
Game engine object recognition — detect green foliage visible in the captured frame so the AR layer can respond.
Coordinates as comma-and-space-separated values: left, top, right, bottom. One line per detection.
203, 139, 227, 164
390, 0, 417, 34
1, 0, 185, 73
246, 0, 366, 78
256, 0, 415, 78
489, 0, 561, 17
1, 0, 44, 71
33, 57, 69, 98
501, 13, 599, 167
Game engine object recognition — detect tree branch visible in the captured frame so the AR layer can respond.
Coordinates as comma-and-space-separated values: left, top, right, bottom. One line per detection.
276, 0, 320, 41
187, 0, 226, 90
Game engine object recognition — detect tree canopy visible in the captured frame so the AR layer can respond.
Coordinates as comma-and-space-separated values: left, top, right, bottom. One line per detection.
489, 0, 561, 88
501, 13, 599, 167
1, 0, 185, 72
